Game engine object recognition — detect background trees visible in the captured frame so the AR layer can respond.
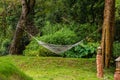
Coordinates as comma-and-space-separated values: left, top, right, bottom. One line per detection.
0, 0, 119, 67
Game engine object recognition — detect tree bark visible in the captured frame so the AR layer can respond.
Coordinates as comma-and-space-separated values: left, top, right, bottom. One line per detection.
101, 0, 115, 68
26, 0, 38, 35
9, 0, 38, 55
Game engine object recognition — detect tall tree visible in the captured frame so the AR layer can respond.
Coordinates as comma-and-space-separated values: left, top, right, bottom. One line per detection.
101, 0, 115, 68
9, 0, 38, 55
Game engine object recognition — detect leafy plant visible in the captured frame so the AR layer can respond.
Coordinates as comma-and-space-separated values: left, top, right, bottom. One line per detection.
24, 27, 78, 56
41, 21, 63, 35
0, 1, 21, 55
113, 41, 120, 58
62, 42, 99, 58
69, 23, 101, 41
0, 39, 11, 55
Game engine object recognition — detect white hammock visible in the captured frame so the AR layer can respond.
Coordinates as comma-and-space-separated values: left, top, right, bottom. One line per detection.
24, 27, 101, 54
29, 32, 84, 54
37, 40, 84, 54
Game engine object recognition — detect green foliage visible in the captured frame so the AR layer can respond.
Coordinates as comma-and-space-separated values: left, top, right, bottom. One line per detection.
63, 0, 104, 24
24, 25, 99, 58
113, 41, 120, 58
0, 39, 11, 55
41, 22, 101, 41
24, 27, 78, 56
116, 0, 120, 20
68, 23, 101, 41
35, 0, 104, 26
1, 0, 120, 57
40, 27, 78, 44
41, 21, 63, 35
0, 61, 32, 80
0, 0, 21, 55
115, 20, 120, 41
62, 42, 99, 58
115, 0, 120, 41
23, 40, 40, 56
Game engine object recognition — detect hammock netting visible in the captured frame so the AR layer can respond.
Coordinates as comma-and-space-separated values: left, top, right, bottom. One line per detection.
23, 27, 101, 54
37, 40, 83, 54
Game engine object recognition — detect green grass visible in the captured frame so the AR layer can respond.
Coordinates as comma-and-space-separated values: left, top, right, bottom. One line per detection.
0, 61, 32, 80
0, 56, 114, 80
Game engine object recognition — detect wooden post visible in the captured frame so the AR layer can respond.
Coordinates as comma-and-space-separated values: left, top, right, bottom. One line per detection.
114, 57, 120, 80
96, 46, 103, 78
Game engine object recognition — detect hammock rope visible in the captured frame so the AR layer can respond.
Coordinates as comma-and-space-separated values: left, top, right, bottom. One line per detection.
22, 27, 101, 54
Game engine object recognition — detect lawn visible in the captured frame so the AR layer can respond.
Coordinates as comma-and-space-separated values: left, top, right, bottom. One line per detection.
0, 56, 114, 80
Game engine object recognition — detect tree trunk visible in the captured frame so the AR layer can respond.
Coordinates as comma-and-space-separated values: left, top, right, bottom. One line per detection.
101, 0, 115, 68
9, 0, 38, 55
26, 0, 38, 35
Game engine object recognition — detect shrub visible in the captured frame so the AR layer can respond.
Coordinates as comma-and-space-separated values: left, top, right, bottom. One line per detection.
0, 39, 11, 55
24, 27, 78, 56
41, 21, 63, 35
115, 0, 120, 41
62, 42, 99, 58
68, 23, 101, 41
113, 41, 120, 58
41, 22, 101, 42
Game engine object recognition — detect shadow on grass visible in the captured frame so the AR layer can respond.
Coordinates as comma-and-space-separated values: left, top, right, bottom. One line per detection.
0, 61, 32, 80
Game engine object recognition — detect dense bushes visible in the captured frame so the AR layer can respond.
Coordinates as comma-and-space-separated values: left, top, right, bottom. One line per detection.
24, 20, 101, 58
62, 42, 99, 58
0, 39, 11, 56
24, 27, 99, 58
113, 41, 120, 58
41, 21, 63, 35
24, 27, 78, 56
0, 1, 20, 55
0, 0, 119, 57
35, 0, 104, 25
68, 23, 101, 41
115, 0, 120, 41
41, 22, 101, 41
